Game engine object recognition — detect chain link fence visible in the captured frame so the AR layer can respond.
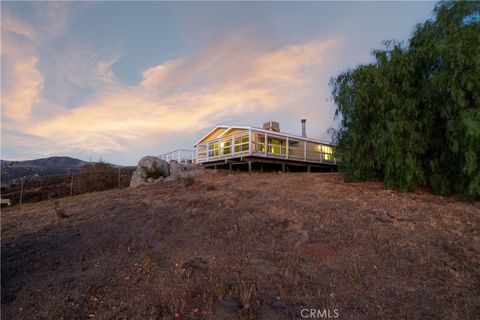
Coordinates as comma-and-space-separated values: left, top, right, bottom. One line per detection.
1, 166, 136, 206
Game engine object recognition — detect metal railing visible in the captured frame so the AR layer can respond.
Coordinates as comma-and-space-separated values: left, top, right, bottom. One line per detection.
158, 149, 195, 164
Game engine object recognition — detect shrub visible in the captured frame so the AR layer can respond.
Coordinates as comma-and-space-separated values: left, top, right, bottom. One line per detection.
75, 162, 117, 194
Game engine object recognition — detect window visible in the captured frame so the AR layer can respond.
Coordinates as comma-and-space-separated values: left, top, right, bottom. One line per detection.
321, 145, 333, 161
268, 138, 286, 154
234, 136, 249, 152
221, 140, 231, 155
208, 143, 219, 157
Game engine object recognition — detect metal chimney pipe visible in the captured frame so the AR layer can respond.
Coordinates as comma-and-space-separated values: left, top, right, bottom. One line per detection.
301, 119, 307, 137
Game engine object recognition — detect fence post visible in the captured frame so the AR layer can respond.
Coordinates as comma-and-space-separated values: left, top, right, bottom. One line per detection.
70, 173, 74, 196
20, 178, 24, 205
118, 167, 121, 188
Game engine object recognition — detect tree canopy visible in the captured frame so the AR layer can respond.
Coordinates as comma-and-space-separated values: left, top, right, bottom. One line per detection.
330, 1, 480, 200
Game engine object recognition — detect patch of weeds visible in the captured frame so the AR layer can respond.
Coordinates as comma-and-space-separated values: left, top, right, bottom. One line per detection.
141, 200, 153, 209
183, 176, 196, 187
142, 249, 161, 272
206, 184, 217, 191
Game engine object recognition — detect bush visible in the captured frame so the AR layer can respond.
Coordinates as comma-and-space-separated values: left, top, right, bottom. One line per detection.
75, 162, 118, 194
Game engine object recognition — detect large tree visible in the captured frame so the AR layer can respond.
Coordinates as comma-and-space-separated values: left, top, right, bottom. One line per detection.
330, 1, 480, 200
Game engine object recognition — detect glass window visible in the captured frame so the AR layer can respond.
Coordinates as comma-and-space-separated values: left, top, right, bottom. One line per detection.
321, 145, 333, 160
268, 138, 286, 154
208, 143, 219, 157
234, 136, 249, 152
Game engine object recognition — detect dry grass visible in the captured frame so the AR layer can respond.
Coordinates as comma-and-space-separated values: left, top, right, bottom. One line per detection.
1, 171, 479, 319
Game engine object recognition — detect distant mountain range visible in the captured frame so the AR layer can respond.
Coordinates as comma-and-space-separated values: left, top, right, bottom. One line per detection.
1, 156, 90, 181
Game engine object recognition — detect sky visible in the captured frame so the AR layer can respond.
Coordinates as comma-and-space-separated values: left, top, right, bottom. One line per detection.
1, 1, 437, 165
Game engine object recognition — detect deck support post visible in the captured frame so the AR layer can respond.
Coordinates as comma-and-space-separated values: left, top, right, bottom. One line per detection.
260, 164, 263, 173
282, 163, 285, 173
248, 161, 252, 173
229, 162, 232, 173
307, 165, 311, 173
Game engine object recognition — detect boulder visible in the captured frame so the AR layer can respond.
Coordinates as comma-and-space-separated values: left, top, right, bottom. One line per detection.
169, 160, 184, 177
130, 156, 170, 188
164, 167, 201, 182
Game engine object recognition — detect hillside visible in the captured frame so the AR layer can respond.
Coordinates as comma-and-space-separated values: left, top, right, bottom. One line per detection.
1, 172, 479, 319
1, 156, 88, 181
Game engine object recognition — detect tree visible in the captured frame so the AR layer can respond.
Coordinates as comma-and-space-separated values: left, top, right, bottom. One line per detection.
330, 1, 480, 200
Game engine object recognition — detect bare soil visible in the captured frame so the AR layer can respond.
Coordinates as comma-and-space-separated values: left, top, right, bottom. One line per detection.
1, 172, 479, 319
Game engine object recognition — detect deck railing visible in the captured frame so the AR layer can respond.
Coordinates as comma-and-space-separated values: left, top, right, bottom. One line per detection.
158, 149, 196, 164
195, 129, 338, 164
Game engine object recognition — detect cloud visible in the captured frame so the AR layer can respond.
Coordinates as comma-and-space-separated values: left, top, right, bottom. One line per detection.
1, 30, 43, 122
59, 48, 122, 89
32, 2, 86, 40
1, 11, 35, 39
27, 37, 339, 154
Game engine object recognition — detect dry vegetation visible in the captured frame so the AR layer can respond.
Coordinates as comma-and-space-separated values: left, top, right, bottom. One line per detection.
1, 172, 479, 319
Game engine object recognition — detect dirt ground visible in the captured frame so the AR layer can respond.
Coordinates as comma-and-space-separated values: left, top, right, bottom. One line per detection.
1, 172, 479, 319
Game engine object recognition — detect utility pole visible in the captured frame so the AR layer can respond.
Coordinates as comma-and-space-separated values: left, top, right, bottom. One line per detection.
70, 173, 74, 196
19, 178, 24, 205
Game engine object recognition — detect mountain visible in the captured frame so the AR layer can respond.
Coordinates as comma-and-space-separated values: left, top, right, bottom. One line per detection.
1, 156, 89, 181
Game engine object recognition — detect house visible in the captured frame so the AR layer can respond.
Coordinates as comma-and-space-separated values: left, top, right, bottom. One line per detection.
193, 120, 339, 172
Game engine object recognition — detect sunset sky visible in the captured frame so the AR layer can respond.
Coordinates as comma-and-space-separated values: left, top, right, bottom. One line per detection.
1, 1, 436, 165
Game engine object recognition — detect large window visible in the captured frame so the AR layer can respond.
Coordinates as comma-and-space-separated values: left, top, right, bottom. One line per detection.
268, 138, 286, 154
321, 145, 334, 161
221, 140, 231, 155
208, 143, 219, 157
234, 136, 249, 152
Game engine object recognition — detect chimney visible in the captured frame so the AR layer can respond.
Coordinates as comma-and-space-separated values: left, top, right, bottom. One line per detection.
263, 121, 280, 132
301, 119, 307, 137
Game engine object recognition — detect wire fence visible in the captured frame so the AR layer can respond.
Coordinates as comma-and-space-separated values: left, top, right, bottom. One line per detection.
1, 167, 136, 206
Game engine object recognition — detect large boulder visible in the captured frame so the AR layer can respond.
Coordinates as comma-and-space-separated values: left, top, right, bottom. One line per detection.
130, 156, 170, 188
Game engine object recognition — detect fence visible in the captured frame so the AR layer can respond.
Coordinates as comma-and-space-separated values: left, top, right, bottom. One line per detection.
1, 167, 136, 206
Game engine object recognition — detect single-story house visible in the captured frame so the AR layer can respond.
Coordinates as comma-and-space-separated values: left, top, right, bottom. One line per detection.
193, 120, 338, 171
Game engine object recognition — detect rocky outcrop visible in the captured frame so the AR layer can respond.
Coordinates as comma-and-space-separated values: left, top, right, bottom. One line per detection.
130, 157, 203, 187
164, 160, 204, 182
129, 156, 169, 188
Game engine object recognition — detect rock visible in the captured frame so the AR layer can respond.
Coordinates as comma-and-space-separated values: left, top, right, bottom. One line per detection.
169, 160, 184, 177
164, 169, 201, 182
130, 156, 170, 187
